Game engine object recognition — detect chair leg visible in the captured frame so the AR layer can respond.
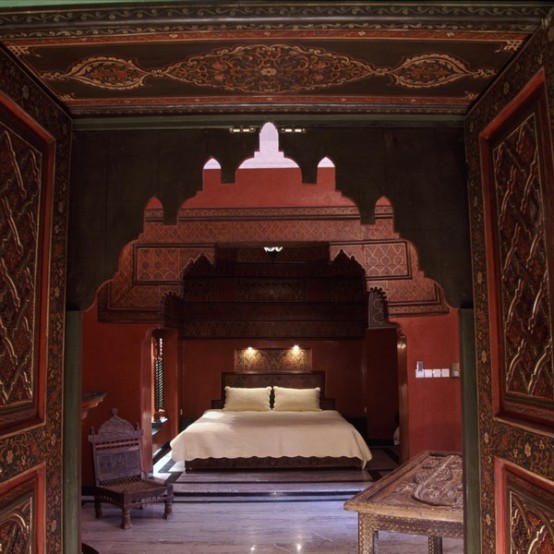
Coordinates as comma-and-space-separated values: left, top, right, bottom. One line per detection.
163, 497, 173, 520
120, 504, 132, 529
428, 536, 443, 554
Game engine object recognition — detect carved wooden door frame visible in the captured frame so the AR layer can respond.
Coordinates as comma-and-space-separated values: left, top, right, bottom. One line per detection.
0, 50, 71, 552
465, 16, 554, 553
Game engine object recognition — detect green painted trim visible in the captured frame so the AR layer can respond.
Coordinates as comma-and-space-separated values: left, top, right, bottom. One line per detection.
0, 0, 183, 6
63, 312, 82, 554
0, 1, 549, 7
72, 113, 464, 132
1, 0, 550, 18
460, 308, 481, 554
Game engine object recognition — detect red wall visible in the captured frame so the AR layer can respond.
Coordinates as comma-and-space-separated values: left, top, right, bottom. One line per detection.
365, 327, 400, 442
392, 309, 463, 457
81, 315, 379, 484
81, 302, 462, 486
80, 304, 160, 486
181, 338, 366, 420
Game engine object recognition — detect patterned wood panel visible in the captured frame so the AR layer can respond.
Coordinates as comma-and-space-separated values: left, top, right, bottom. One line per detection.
41, 44, 497, 95
0, 468, 44, 554
97, 158, 448, 322
235, 348, 312, 373
0, 46, 71, 552
164, 246, 369, 339
496, 460, 554, 553
0, 115, 44, 431
485, 87, 554, 427
0, 3, 549, 116
465, 14, 554, 552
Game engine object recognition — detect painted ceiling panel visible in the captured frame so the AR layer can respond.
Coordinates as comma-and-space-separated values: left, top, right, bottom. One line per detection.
0, 2, 550, 119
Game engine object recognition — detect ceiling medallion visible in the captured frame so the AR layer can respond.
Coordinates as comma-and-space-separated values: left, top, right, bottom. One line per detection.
43, 45, 494, 94
380, 54, 496, 88
170, 44, 368, 93
44, 56, 150, 91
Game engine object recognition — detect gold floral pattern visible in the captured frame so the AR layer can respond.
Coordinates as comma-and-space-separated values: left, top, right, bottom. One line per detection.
43, 45, 495, 94
47, 56, 151, 91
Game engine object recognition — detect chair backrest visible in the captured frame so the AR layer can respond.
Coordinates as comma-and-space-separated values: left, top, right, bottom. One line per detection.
88, 408, 144, 484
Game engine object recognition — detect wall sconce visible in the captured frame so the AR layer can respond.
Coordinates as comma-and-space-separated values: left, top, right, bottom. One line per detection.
263, 245, 283, 261
245, 346, 256, 358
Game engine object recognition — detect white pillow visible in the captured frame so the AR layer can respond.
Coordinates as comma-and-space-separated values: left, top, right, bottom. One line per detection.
223, 386, 272, 411
272, 386, 321, 411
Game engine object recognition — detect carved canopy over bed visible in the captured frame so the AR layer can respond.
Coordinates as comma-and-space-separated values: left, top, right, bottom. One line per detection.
170, 371, 372, 470
162, 244, 369, 340
166, 245, 377, 470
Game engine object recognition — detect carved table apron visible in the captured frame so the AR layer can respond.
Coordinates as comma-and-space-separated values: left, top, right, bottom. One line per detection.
344, 450, 463, 554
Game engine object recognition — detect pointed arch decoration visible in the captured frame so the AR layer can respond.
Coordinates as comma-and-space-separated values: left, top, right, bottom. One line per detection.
96, 125, 448, 322
368, 287, 392, 329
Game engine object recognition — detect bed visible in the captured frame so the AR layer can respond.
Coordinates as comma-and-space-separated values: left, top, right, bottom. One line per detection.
169, 371, 372, 470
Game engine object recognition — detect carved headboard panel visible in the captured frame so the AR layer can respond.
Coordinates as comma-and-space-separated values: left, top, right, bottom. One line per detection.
162, 245, 369, 338
212, 371, 335, 409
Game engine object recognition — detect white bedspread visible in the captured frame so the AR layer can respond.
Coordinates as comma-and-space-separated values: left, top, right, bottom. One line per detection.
170, 409, 372, 468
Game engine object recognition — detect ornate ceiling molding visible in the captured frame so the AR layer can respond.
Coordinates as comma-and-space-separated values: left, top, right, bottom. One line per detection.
0, 3, 549, 39
0, 2, 549, 117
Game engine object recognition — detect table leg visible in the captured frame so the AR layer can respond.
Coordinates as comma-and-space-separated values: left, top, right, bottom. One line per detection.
428, 536, 443, 554
358, 514, 378, 554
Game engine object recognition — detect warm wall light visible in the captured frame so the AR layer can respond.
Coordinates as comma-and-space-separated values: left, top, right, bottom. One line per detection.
292, 345, 301, 354
263, 245, 283, 261
245, 346, 256, 358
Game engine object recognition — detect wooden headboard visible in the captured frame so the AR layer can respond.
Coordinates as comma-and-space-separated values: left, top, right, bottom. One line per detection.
212, 371, 335, 409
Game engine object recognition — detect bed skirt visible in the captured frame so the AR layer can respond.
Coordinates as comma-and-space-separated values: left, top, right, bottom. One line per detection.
184, 455, 364, 471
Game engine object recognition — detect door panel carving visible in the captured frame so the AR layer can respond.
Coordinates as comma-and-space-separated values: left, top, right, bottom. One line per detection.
0, 467, 45, 554
0, 48, 70, 552
483, 79, 554, 428
0, 115, 45, 432
496, 460, 554, 553
465, 17, 554, 552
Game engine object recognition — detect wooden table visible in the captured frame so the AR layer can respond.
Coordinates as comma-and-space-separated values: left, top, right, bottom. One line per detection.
344, 450, 463, 554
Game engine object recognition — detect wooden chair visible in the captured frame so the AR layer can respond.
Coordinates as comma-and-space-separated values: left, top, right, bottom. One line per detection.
88, 408, 173, 529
